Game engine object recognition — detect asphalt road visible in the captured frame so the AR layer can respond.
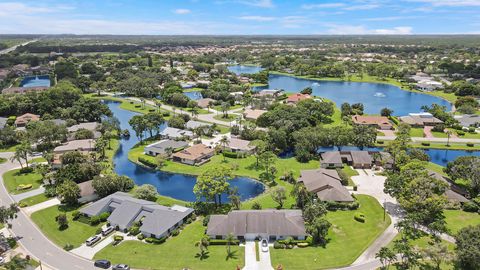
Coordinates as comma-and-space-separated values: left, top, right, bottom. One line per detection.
0, 39, 38, 55
0, 152, 95, 270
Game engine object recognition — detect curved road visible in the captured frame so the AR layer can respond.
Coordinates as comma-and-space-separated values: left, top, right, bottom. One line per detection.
0, 152, 95, 270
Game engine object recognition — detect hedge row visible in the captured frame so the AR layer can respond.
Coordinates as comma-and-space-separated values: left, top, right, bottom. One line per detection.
208, 239, 240, 246
138, 157, 156, 168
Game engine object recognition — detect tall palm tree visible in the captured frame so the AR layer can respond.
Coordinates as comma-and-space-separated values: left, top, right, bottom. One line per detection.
219, 136, 230, 162
446, 130, 452, 147
225, 233, 235, 256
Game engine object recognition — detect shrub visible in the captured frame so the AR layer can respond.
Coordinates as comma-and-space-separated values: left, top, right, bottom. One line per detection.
421, 142, 430, 146
354, 213, 366, 223
468, 127, 476, 133
171, 229, 180, 237
114, 235, 124, 241
326, 200, 359, 211
138, 157, 156, 168
273, 241, 285, 249
251, 202, 262, 210
137, 234, 145, 240
377, 141, 384, 145
297, 242, 309, 248
162, 112, 170, 117
98, 212, 110, 222
96, 227, 103, 235
129, 226, 140, 236
432, 124, 445, 132
457, 131, 466, 136
64, 243, 74, 251
208, 239, 240, 245
44, 185, 57, 197
223, 151, 240, 159
148, 109, 155, 112
17, 184, 33, 190
286, 244, 293, 249
462, 201, 479, 212
145, 237, 167, 244
19, 167, 33, 174
306, 236, 313, 245
203, 215, 210, 226
467, 143, 475, 147
135, 105, 141, 108
6, 237, 17, 248
72, 210, 81, 220
18, 202, 27, 208
89, 216, 101, 226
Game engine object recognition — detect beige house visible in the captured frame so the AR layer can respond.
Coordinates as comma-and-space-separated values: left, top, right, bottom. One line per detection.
243, 109, 267, 121
172, 143, 215, 165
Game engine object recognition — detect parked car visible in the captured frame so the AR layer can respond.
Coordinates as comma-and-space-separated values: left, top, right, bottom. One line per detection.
0, 256, 5, 265
261, 239, 269, 252
86, 235, 101, 246
113, 264, 130, 270
102, 225, 114, 236
94, 259, 111, 269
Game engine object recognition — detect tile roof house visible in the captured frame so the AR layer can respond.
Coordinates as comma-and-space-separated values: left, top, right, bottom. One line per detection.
159, 127, 194, 140
351, 115, 393, 130
298, 169, 354, 202
144, 139, 188, 156
399, 113, 443, 127
15, 113, 40, 127
224, 138, 255, 154
80, 192, 193, 239
320, 151, 343, 168
255, 89, 284, 98
286, 93, 311, 104
53, 139, 95, 154
196, 98, 216, 109
243, 109, 267, 121
207, 210, 307, 241
67, 122, 99, 133
172, 143, 215, 165
77, 180, 98, 203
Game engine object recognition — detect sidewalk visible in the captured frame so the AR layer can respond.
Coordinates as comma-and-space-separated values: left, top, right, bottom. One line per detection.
12, 187, 45, 202
23, 198, 61, 216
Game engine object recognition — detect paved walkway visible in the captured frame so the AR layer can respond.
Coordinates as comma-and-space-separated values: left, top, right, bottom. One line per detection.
242, 240, 273, 270
12, 186, 45, 202
423, 126, 433, 138
378, 135, 480, 143
23, 198, 60, 216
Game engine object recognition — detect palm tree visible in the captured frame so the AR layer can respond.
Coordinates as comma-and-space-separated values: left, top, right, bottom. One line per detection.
10, 151, 24, 169
195, 237, 210, 260
225, 233, 235, 257
219, 136, 230, 162
446, 130, 452, 147
95, 136, 108, 159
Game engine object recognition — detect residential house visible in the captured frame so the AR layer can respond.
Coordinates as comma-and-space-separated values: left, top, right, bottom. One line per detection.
286, 93, 311, 104
144, 140, 188, 156
67, 122, 99, 133
399, 112, 443, 127
255, 89, 284, 98
53, 139, 95, 154
185, 120, 212, 131
320, 151, 343, 168
298, 169, 354, 202
15, 113, 40, 127
196, 98, 215, 109
172, 143, 214, 165
159, 127, 194, 140
454, 114, 480, 129
223, 138, 255, 154
350, 151, 374, 169
428, 171, 469, 203
78, 180, 98, 203
80, 192, 193, 239
243, 109, 267, 121
351, 115, 393, 130
207, 210, 307, 241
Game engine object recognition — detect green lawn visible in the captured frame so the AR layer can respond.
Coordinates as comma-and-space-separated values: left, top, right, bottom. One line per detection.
213, 104, 243, 112
386, 233, 455, 251
411, 142, 480, 151
341, 166, 359, 186
31, 204, 104, 248
94, 220, 244, 270
213, 114, 237, 122
0, 144, 18, 152
410, 128, 425, 137
2, 169, 43, 194
0, 158, 6, 164
19, 193, 49, 207
456, 132, 480, 139
445, 209, 480, 235
270, 195, 391, 270
425, 162, 447, 176
432, 131, 448, 138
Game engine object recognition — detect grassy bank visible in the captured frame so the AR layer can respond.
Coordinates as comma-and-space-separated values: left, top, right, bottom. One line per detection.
2, 169, 42, 194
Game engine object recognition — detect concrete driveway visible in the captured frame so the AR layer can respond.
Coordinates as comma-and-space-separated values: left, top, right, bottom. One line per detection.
243, 240, 273, 270
71, 234, 115, 259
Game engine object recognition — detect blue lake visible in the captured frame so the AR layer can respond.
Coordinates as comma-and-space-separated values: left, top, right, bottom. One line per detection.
252, 73, 451, 116
184, 91, 203, 100
106, 101, 265, 202
20, 75, 50, 87
228, 65, 264, 75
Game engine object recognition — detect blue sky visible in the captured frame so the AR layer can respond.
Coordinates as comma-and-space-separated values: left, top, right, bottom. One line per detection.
0, 0, 479, 35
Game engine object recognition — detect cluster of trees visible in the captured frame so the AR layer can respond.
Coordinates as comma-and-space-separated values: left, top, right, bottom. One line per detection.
0, 81, 111, 121
454, 96, 479, 115
445, 156, 480, 198
340, 102, 364, 117
445, 81, 480, 97
128, 112, 165, 142
201, 79, 248, 104
160, 83, 190, 107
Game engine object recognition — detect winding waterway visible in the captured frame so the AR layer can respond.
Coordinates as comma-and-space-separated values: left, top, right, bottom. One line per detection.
107, 101, 265, 202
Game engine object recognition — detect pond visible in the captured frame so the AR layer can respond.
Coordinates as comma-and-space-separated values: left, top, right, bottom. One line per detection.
251, 73, 451, 116
227, 65, 264, 75
106, 101, 265, 202
20, 75, 50, 87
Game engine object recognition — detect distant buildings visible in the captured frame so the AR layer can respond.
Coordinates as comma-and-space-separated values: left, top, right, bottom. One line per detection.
196, 98, 215, 109
15, 113, 40, 127
223, 138, 255, 154
351, 115, 393, 130
159, 127, 194, 140
53, 139, 96, 154
454, 114, 480, 129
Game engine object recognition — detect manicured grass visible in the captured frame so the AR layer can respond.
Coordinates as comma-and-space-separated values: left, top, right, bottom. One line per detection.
270, 195, 391, 270
94, 220, 244, 270
0, 158, 6, 164
425, 162, 447, 176
386, 233, 455, 251
2, 169, 43, 194
410, 128, 425, 137
31, 204, 104, 248
444, 209, 480, 235
18, 193, 49, 207
341, 166, 359, 186
410, 142, 480, 150
213, 104, 243, 112
456, 131, 480, 139
100, 138, 120, 174
432, 131, 448, 138
213, 114, 237, 122
0, 144, 18, 152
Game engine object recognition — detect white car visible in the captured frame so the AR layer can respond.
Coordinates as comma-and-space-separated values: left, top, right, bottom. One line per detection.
261, 239, 269, 252
86, 235, 101, 246
101, 225, 114, 236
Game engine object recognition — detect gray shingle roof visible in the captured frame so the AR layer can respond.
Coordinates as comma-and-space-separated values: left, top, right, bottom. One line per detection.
145, 139, 188, 155
67, 122, 99, 132
321, 151, 342, 164
350, 151, 373, 165
185, 120, 212, 130
207, 210, 306, 237
298, 169, 353, 202
160, 127, 193, 139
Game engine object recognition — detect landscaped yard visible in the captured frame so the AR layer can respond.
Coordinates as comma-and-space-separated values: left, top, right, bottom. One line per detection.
31, 205, 104, 248
213, 114, 237, 122
270, 195, 391, 270
2, 169, 43, 194
444, 209, 480, 235
94, 220, 244, 270
19, 193, 50, 207
341, 166, 359, 186
0, 157, 6, 164
410, 128, 424, 137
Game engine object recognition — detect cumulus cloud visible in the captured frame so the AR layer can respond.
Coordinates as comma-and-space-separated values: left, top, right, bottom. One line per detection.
406, 0, 480, 6
326, 24, 413, 35
234, 0, 274, 8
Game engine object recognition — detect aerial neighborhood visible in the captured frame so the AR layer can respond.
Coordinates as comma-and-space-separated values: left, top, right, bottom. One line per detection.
0, 3, 480, 270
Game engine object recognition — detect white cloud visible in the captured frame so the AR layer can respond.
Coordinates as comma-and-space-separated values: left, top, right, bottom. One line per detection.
0, 2, 74, 16
301, 3, 345, 9
343, 4, 380, 10
406, 0, 480, 6
237, 15, 275, 21
235, 0, 274, 8
363, 16, 420, 21
325, 24, 413, 35
173, 9, 191, 14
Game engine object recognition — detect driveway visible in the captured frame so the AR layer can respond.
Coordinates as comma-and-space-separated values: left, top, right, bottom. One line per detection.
12, 187, 45, 202
423, 126, 434, 138
23, 198, 61, 216
243, 240, 273, 270
71, 234, 115, 259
